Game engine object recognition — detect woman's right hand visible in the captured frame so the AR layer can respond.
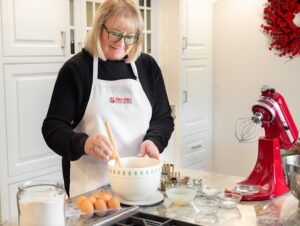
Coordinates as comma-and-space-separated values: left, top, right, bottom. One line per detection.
84, 134, 112, 160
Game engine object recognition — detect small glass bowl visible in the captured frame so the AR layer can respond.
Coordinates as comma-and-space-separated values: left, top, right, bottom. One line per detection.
217, 191, 242, 209
166, 185, 197, 205
201, 186, 220, 196
194, 197, 219, 224
194, 197, 219, 214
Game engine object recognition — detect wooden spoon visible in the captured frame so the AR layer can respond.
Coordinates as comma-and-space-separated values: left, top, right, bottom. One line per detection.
104, 121, 122, 167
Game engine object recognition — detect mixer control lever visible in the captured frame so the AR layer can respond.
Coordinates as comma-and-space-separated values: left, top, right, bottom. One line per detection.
260, 85, 275, 93
283, 125, 290, 130
260, 85, 270, 92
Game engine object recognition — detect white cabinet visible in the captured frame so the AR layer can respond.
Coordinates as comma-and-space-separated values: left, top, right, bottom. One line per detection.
4, 63, 62, 177
1, 0, 67, 56
69, 0, 101, 55
1, 62, 65, 220
179, 0, 212, 169
0, 0, 69, 221
181, 59, 211, 170
181, 0, 211, 59
159, 0, 212, 170
181, 59, 210, 136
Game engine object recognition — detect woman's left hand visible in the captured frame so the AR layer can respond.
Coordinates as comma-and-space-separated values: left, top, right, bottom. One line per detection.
138, 140, 160, 160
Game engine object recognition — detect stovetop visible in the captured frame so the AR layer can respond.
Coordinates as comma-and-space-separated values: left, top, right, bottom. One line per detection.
79, 206, 200, 226
110, 212, 199, 226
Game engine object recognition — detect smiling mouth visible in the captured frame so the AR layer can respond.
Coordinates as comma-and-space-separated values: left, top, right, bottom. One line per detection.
110, 45, 125, 51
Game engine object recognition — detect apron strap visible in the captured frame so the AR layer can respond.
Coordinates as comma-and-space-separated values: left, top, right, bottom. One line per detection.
93, 56, 98, 83
130, 62, 139, 81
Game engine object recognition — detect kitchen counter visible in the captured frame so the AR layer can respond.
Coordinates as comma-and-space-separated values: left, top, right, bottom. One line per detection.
1, 169, 300, 226
140, 169, 300, 226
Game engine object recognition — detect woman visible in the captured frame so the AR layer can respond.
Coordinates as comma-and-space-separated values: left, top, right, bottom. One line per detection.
42, 0, 174, 197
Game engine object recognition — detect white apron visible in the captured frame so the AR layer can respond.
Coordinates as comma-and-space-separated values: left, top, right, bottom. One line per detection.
70, 57, 152, 197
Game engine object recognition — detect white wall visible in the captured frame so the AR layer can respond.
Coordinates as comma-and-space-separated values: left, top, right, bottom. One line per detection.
212, 0, 300, 177
157, 0, 181, 167
0, 196, 1, 223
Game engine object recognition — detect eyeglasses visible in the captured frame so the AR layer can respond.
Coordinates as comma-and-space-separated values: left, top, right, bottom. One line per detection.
102, 24, 139, 45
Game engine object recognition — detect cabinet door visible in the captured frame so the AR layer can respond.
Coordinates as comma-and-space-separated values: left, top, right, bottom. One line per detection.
4, 63, 62, 177
181, 59, 211, 136
1, 0, 67, 56
181, 0, 211, 58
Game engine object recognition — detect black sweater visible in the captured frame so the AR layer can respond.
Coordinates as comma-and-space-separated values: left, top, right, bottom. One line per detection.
42, 49, 174, 195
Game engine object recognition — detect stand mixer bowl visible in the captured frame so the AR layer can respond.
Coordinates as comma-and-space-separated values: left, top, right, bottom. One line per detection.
282, 155, 300, 207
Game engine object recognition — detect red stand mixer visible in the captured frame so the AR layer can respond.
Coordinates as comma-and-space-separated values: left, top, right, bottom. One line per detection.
234, 85, 298, 200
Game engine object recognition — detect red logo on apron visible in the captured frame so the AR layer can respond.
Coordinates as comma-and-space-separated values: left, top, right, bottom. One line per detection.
109, 97, 132, 104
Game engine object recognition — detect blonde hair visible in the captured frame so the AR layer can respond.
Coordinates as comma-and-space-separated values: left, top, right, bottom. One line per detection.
85, 0, 144, 63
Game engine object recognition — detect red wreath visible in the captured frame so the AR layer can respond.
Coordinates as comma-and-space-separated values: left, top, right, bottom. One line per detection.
261, 0, 300, 58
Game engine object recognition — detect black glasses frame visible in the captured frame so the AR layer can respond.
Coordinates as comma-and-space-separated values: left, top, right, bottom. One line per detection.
102, 24, 139, 45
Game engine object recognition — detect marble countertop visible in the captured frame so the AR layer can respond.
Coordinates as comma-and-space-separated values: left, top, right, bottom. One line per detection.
140, 169, 300, 226
2, 169, 300, 226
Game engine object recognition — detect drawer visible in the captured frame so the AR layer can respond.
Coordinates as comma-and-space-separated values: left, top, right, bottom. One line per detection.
181, 131, 208, 167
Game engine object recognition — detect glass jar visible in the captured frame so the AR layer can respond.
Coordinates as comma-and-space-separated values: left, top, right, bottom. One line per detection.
17, 180, 65, 226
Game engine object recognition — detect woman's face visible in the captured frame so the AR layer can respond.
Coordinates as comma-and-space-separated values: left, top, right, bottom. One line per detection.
101, 16, 138, 61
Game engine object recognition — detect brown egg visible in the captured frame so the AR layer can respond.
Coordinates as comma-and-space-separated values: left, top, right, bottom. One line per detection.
97, 190, 112, 196
80, 200, 94, 218
94, 191, 112, 202
75, 195, 87, 207
94, 199, 107, 216
107, 197, 121, 209
92, 192, 101, 199
88, 196, 97, 205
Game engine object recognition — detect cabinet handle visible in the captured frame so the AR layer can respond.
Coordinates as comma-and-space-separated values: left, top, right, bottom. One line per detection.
191, 144, 202, 149
61, 31, 66, 49
183, 90, 188, 103
182, 36, 187, 50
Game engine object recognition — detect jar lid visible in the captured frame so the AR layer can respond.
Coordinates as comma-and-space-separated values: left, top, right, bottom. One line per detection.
18, 180, 65, 195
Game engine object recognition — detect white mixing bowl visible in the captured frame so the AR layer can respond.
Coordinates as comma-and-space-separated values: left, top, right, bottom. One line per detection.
108, 157, 161, 201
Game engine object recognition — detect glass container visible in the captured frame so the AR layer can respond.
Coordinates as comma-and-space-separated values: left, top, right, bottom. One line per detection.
194, 197, 219, 224
166, 184, 197, 205
218, 191, 242, 209
17, 180, 65, 226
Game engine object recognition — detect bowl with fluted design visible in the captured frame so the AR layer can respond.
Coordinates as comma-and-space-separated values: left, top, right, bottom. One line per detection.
108, 157, 161, 201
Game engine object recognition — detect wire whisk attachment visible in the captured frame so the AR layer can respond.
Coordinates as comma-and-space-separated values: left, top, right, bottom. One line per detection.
235, 116, 263, 143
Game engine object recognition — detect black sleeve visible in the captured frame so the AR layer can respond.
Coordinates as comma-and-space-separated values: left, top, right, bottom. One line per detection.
42, 59, 90, 161
141, 55, 175, 153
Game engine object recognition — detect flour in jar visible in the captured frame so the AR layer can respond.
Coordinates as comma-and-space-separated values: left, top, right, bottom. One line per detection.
19, 194, 65, 226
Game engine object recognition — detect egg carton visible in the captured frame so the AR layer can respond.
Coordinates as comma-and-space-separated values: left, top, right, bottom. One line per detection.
66, 202, 121, 220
